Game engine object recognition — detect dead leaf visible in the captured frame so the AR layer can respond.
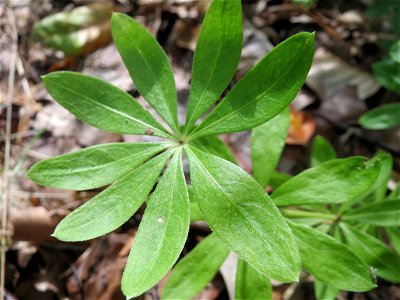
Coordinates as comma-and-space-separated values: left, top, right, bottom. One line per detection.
287, 109, 316, 145
307, 48, 380, 100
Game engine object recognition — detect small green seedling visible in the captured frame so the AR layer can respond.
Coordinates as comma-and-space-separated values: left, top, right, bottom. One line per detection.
27, 0, 318, 298
163, 114, 389, 299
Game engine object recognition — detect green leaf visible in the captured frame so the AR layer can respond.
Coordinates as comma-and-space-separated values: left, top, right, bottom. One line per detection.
340, 223, 400, 283
122, 150, 190, 298
386, 227, 400, 255
343, 200, 400, 227
314, 280, 340, 300
42, 72, 170, 138
235, 259, 272, 300
162, 233, 229, 300
371, 152, 393, 201
188, 186, 204, 222
359, 103, 400, 130
111, 13, 179, 133
30, 4, 112, 56
390, 40, 400, 63
185, 146, 301, 282
372, 60, 400, 95
269, 172, 292, 190
190, 134, 237, 164
289, 222, 376, 291
189, 32, 315, 139
184, 0, 242, 132
310, 135, 336, 167
251, 108, 290, 188
52, 151, 171, 241
272, 157, 381, 206
27, 142, 169, 190
389, 183, 400, 200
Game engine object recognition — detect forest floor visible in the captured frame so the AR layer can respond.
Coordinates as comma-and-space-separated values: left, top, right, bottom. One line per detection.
0, 0, 399, 299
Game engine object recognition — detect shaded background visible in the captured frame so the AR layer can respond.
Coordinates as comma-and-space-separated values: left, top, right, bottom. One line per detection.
0, 0, 399, 299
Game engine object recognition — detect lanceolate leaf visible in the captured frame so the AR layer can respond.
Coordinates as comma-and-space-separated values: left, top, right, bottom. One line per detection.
184, 0, 242, 132
111, 13, 179, 133
343, 200, 400, 227
235, 259, 272, 300
190, 134, 237, 164
311, 135, 336, 167
289, 222, 376, 291
359, 102, 400, 130
340, 223, 400, 283
162, 234, 229, 300
272, 157, 381, 206
189, 32, 315, 139
27, 142, 169, 190
186, 146, 301, 282
43, 72, 170, 138
251, 108, 290, 188
122, 150, 190, 298
52, 151, 172, 241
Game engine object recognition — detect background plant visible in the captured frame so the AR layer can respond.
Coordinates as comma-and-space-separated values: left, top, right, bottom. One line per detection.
27, 0, 316, 298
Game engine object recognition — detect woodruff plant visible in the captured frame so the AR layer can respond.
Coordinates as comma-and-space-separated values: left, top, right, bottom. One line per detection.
163, 112, 389, 300
28, 0, 317, 298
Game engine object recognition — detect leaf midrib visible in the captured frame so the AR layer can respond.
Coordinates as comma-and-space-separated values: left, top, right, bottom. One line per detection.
47, 147, 165, 175
130, 152, 182, 288
50, 80, 170, 138
191, 42, 307, 138
189, 148, 291, 273
134, 45, 179, 133
186, 3, 229, 131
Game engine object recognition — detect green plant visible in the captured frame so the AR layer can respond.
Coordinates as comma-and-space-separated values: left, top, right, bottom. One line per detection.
305, 137, 400, 300
27, 0, 316, 297
162, 124, 396, 299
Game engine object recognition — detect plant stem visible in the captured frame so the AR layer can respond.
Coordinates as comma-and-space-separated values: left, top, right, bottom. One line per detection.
281, 209, 337, 221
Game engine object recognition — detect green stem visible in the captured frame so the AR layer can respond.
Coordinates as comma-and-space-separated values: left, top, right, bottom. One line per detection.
281, 209, 337, 221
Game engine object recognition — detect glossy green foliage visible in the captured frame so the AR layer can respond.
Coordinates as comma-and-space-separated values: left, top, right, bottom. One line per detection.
111, 13, 179, 133
28, 0, 317, 297
52, 151, 171, 241
251, 108, 290, 188
162, 234, 229, 299
310, 135, 336, 167
185, 0, 242, 132
273, 157, 381, 206
235, 259, 272, 300
189, 32, 315, 139
122, 150, 189, 297
186, 146, 301, 282
341, 223, 400, 283
359, 103, 400, 130
289, 222, 376, 291
27, 142, 168, 190
43, 72, 170, 138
